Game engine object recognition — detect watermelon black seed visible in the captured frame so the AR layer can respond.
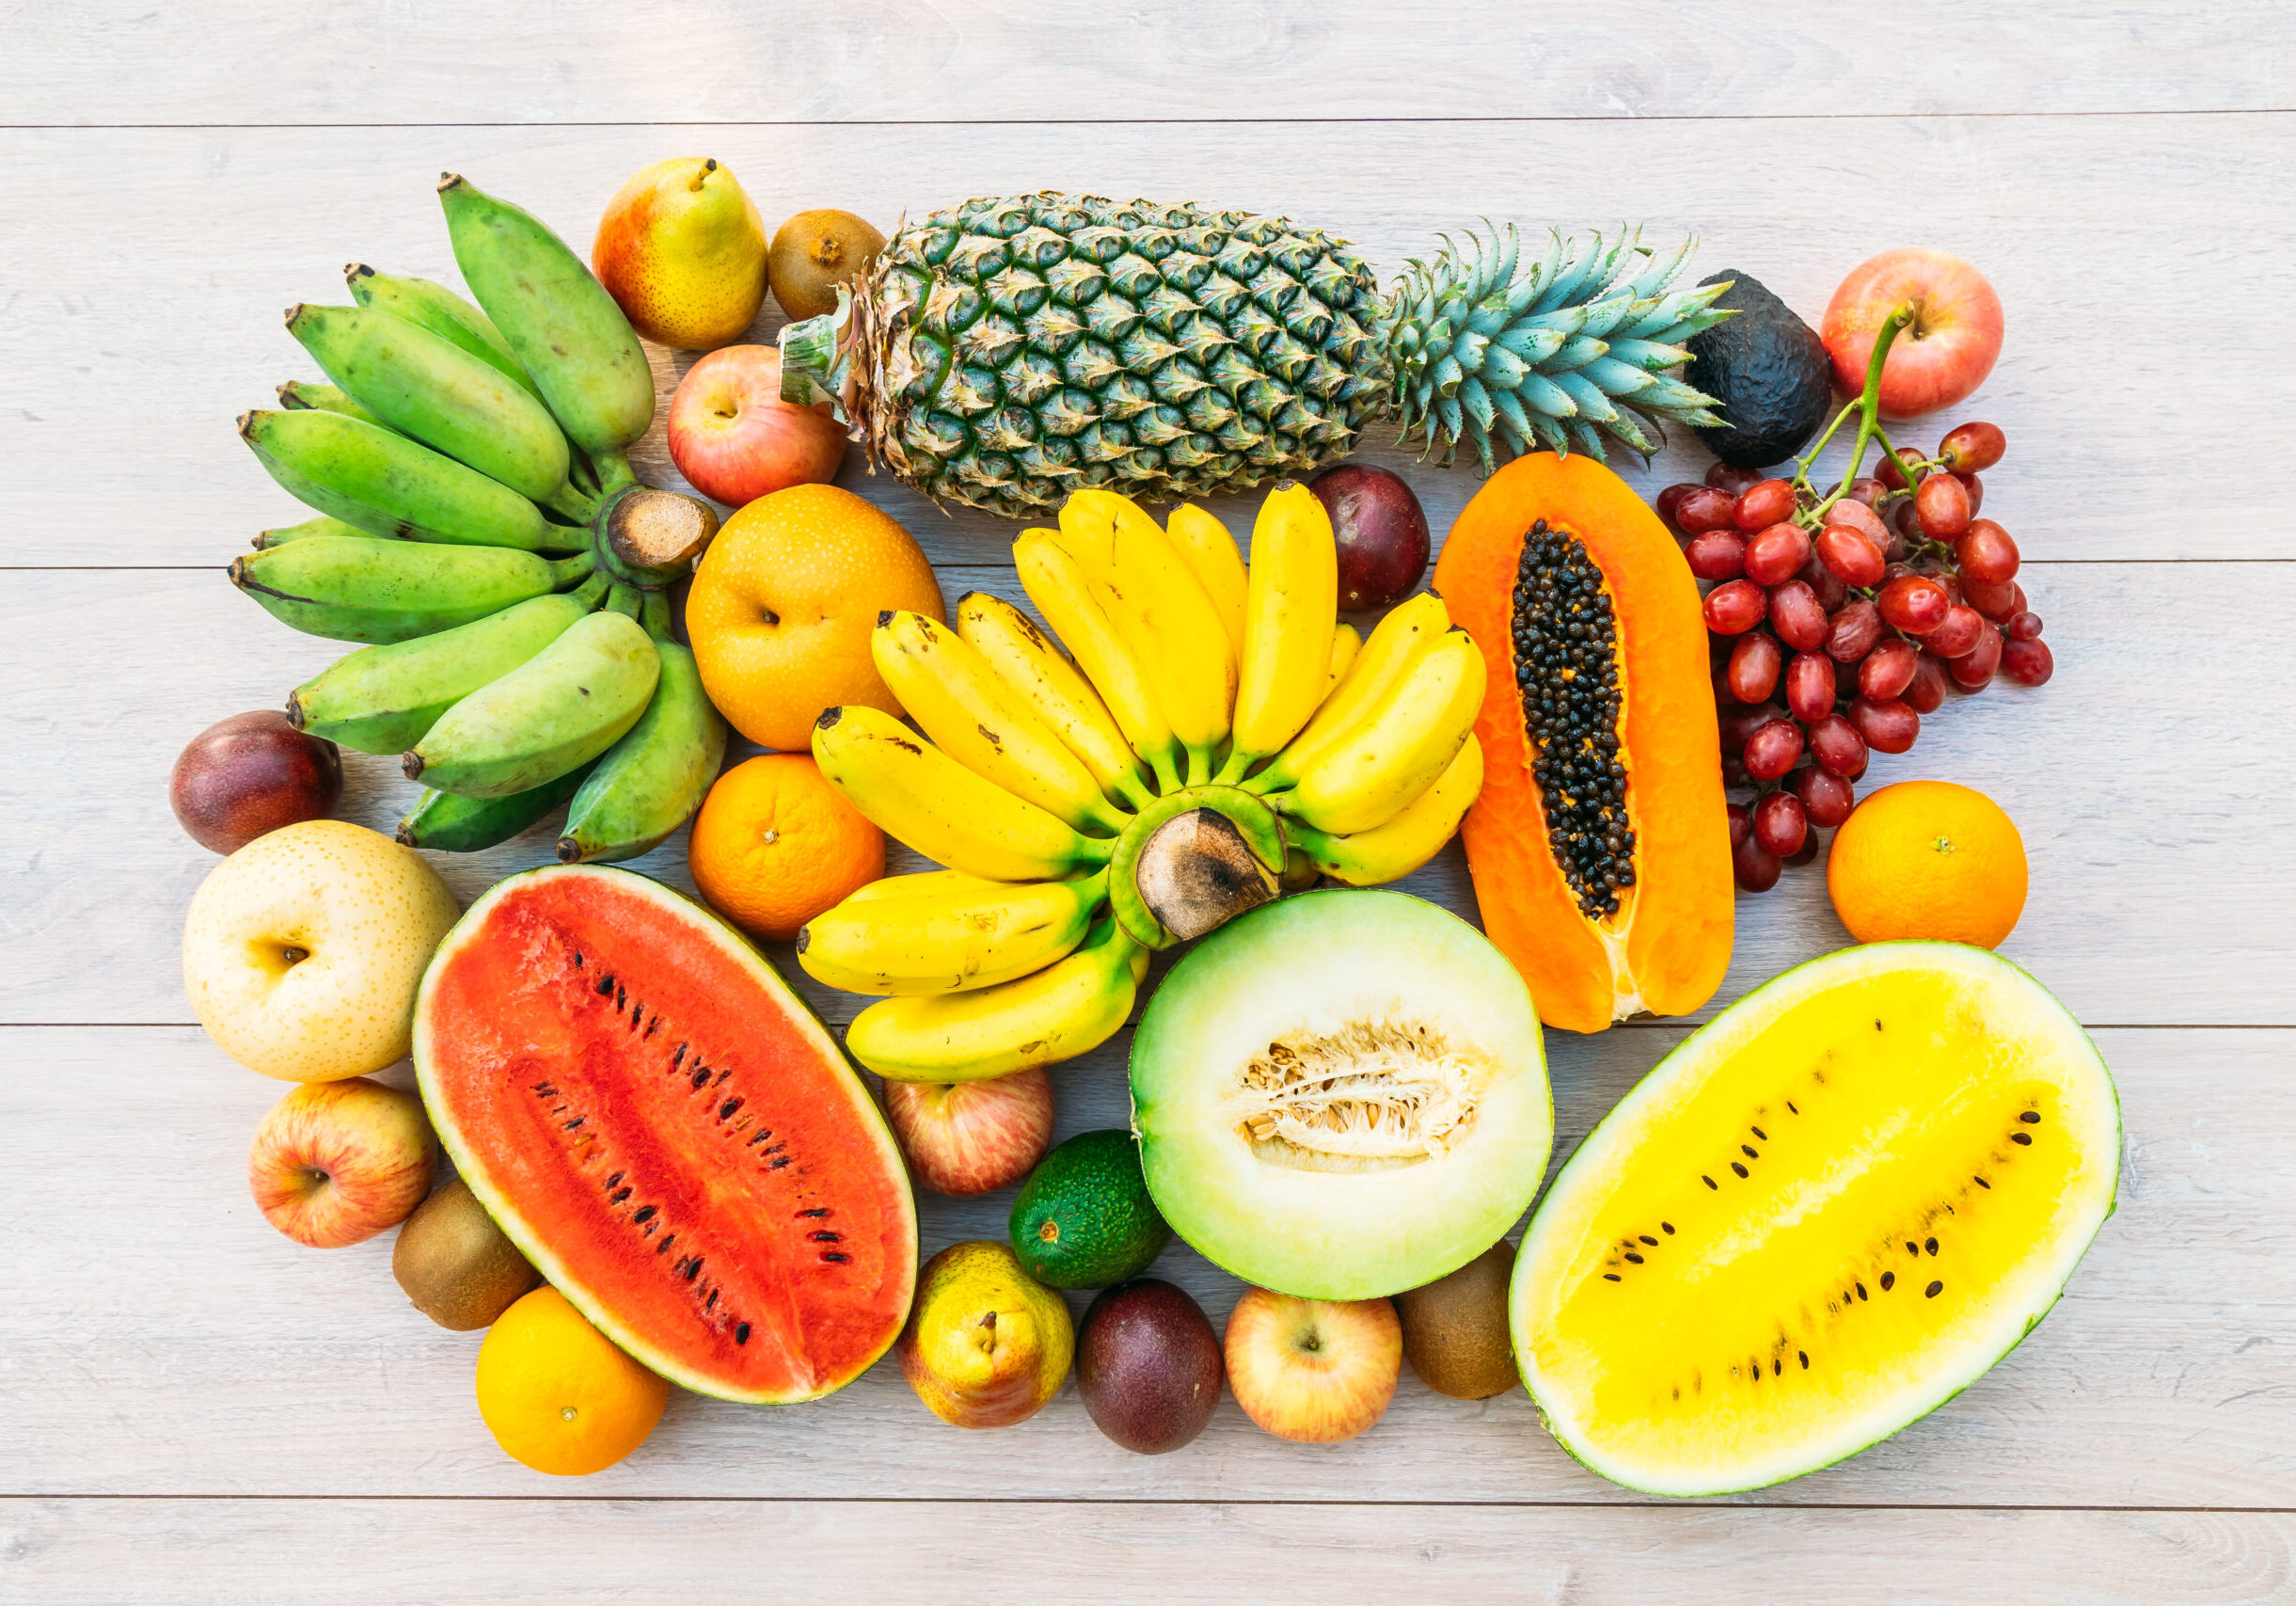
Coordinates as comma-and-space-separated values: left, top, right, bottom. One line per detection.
685, 1258, 704, 1281
735, 1323, 751, 1345
1730, 1162, 1749, 1178
1749, 1355, 1760, 1380
1875, 1019, 1883, 1030
1881, 1271, 1895, 1291
690, 1065, 711, 1089
1603, 1273, 1622, 1282
609, 1186, 631, 1204
1639, 1234, 1658, 1246
1787, 1101, 1799, 1114
1702, 1176, 1718, 1189
562, 1117, 584, 1131
632, 1205, 657, 1224
1908, 1240, 1920, 1255
657, 1233, 675, 1254
770, 1155, 794, 1169
1741, 1144, 1759, 1159
1750, 1126, 1767, 1140
671, 1042, 688, 1069
746, 1129, 774, 1147
810, 1231, 843, 1243
799, 1207, 830, 1218
1798, 1351, 1809, 1369
597, 974, 614, 996
1926, 1280, 1944, 1297
605, 1171, 624, 1188
2011, 1132, 2034, 1146
1924, 1236, 1939, 1255
573, 951, 584, 968
644, 1017, 661, 1038
1661, 1221, 1675, 1233
1773, 1359, 1781, 1375
822, 1251, 851, 1264
615, 983, 626, 1012
1975, 1176, 1991, 1188
2020, 1110, 2041, 1124
1856, 1281, 1867, 1301
719, 1097, 743, 1121
705, 1290, 718, 1311
1623, 1252, 1644, 1264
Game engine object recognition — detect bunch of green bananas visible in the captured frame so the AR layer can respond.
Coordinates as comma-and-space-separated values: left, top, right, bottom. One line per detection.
231, 176, 725, 861
799, 484, 1487, 1082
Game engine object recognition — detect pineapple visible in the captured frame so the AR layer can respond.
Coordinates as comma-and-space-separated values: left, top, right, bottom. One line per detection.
780, 193, 1734, 518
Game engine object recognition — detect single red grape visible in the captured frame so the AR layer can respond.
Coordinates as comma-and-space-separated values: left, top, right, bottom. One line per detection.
1955, 519, 2019, 583
1768, 580, 1831, 652
1876, 450, 1920, 491
1958, 472, 1984, 517
1677, 486, 1738, 534
1885, 496, 1923, 549
1938, 421, 2005, 474
1904, 651, 1951, 713
2008, 581, 2029, 614
1744, 522, 1813, 587
1733, 834, 1781, 893
1920, 604, 1987, 660
1816, 525, 1886, 588
1726, 632, 1783, 703
1655, 483, 1702, 530
1914, 472, 1971, 539
1753, 790, 1808, 858
1685, 529, 1748, 580
1733, 478, 1797, 532
1963, 573, 2019, 619
1877, 574, 1951, 634
1717, 701, 1782, 754
1950, 626, 2003, 689
1824, 598, 1883, 663
1807, 713, 1870, 778
1784, 651, 1836, 723
1859, 637, 1920, 701
1792, 766, 1857, 829
1727, 800, 1752, 849
1706, 462, 1764, 497
1784, 834, 1821, 867
2002, 637, 2054, 685
1849, 694, 1920, 754
1797, 554, 1850, 612
1703, 579, 1767, 635
1742, 718, 1806, 783
1845, 476, 1889, 507
2006, 610, 2043, 642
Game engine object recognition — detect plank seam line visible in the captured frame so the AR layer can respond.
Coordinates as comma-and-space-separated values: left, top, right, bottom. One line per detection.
3, 109, 2294, 130
4, 1021, 2285, 1031
7, 559, 2284, 573
8, 1495, 2294, 1511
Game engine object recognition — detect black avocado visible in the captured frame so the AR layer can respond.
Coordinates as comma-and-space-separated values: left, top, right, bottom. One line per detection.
1685, 271, 1833, 469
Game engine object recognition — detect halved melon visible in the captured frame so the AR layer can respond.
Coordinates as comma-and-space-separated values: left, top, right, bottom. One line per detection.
1512, 942, 2118, 1495
1132, 889, 1552, 1299
413, 865, 916, 1404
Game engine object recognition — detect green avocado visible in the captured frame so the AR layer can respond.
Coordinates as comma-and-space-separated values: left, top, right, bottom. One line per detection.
1010, 1129, 1171, 1289
1685, 270, 1834, 469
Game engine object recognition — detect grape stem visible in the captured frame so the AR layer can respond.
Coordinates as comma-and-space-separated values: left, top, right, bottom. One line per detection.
1797, 302, 1917, 526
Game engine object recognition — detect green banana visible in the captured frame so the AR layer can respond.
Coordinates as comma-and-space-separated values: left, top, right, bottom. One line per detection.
345, 263, 544, 403
253, 515, 373, 549
844, 916, 1148, 1083
230, 535, 587, 644
404, 609, 658, 798
396, 761, 596, 852
285, 303, 574, 507
555, 639, 727, 864
438, 175, 653, 471
238, 408, 567, 551
287, 580, 604, 753
277, 379, 395, 433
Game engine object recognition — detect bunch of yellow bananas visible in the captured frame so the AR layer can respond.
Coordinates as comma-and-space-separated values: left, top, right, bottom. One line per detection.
801, 483, 1487, 1083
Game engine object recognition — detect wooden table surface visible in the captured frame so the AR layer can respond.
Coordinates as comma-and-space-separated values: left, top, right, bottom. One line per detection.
6, 4, 2293, 1600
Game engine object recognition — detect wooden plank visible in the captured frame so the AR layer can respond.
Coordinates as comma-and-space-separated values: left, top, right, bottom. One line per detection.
1, 114, 2289, 567
5, 562, 2287, 1027
7, 0, 2290, 125
7, 1498, 2292, 1605
2, 1025, 2286, 1505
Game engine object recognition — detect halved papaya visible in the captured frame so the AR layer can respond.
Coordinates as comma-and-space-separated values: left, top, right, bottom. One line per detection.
1433, 453, 1731, 1032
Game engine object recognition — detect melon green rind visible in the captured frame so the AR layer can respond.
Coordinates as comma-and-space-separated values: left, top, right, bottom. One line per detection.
1510, 941, 2119, 1497
1132, 888, 1553, 1300
413, 864, 918, 1405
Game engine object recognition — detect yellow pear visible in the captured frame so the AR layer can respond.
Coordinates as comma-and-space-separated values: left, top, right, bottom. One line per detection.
895, 1241, 1072, 1427
592, 157, 768, 351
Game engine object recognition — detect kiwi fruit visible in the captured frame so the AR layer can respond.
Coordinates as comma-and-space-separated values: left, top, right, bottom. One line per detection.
1393, 1237, 1517, 1400
768, 209, 887, 322
391, 1175, 540, 1330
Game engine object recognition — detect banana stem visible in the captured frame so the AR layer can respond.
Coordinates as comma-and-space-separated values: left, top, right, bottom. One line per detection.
568, 569, 612, 610
640, 588, 674, 641
543, 481, 600, 524
603, 582, 643, 618
592, 451, 638, 495
547, 551, 597, 588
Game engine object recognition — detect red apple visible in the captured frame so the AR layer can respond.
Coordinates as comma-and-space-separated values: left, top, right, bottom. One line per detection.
882, 1071, 1053, 1196
246, 1077, 435, 1248
667, 343, 846, 506
1222, 1285, 1401, 1443
1821, 249, 2003, 421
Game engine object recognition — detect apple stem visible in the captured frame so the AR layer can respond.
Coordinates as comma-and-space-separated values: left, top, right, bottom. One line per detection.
1800, 301, 1915, 527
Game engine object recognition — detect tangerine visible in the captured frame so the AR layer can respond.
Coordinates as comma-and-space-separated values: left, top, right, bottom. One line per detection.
685, 484, 942, 751
689, 754, 885, 941
474, 1287, 669, 1476
1826, 779, 2027, 947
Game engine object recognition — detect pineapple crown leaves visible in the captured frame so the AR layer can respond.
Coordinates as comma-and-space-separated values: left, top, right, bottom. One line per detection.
1373, 223, 1735, 472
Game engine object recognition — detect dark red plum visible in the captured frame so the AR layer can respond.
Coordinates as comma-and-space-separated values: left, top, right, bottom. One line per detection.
171, 709, 342, 853
1308, 464, 1430, 612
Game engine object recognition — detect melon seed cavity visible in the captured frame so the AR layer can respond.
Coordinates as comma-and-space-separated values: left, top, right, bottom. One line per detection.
1231, 1017, 1487, 1171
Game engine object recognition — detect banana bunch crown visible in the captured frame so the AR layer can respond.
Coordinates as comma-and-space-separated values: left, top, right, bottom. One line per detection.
806, 483, 1489, 1082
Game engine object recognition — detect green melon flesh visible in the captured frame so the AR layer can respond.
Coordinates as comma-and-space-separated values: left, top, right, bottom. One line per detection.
1132, 889, 1552, 1300
1511, 941, 2119, 1496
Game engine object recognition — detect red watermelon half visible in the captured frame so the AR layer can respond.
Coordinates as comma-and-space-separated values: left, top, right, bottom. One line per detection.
414, 864, 916, 1403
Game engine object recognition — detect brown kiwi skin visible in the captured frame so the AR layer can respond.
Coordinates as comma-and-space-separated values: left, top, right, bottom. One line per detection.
1394, 1237, 1519, 1400
768, 210, 888, 321
391, 1175, 542, 1331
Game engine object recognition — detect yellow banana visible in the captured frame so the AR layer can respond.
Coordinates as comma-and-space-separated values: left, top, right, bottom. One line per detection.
954, 592, 1155, 812
1059, 490, 1234, 785
1282, 734, 1483, 885
1218, 483, 1338, 781
1015, 530, 1183, 795
797, 870, 1106, 996
841, 869, 1005, 907
1164, 502, 1248, 660
1324, 622, 1362, 698
812, 704, 1113, 883
1272, 628, 1488, 835
871, 610, 1132, 835
1246, 591, 1449, 794
844, 917, 1148, 1083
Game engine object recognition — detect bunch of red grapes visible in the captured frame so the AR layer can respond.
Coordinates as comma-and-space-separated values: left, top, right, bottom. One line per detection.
1657, 421, 2053, 893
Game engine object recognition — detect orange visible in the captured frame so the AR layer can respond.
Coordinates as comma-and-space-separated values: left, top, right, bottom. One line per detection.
686, 484, 943, 751
475, 1287, 670, 1476
689, 754, 885, 941
1826, 779, 2027, 947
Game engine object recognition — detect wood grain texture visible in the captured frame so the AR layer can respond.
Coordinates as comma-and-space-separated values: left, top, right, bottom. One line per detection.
8, 1, 2292, 125
6, 561, 2287, 1027
6, 1499, 2291, 1605
3, 113, 2290, 567
2, 1026, 2287, 1505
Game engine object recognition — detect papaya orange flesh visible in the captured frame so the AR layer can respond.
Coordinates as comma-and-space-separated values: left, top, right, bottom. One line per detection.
1433, 453, 1732, 1032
